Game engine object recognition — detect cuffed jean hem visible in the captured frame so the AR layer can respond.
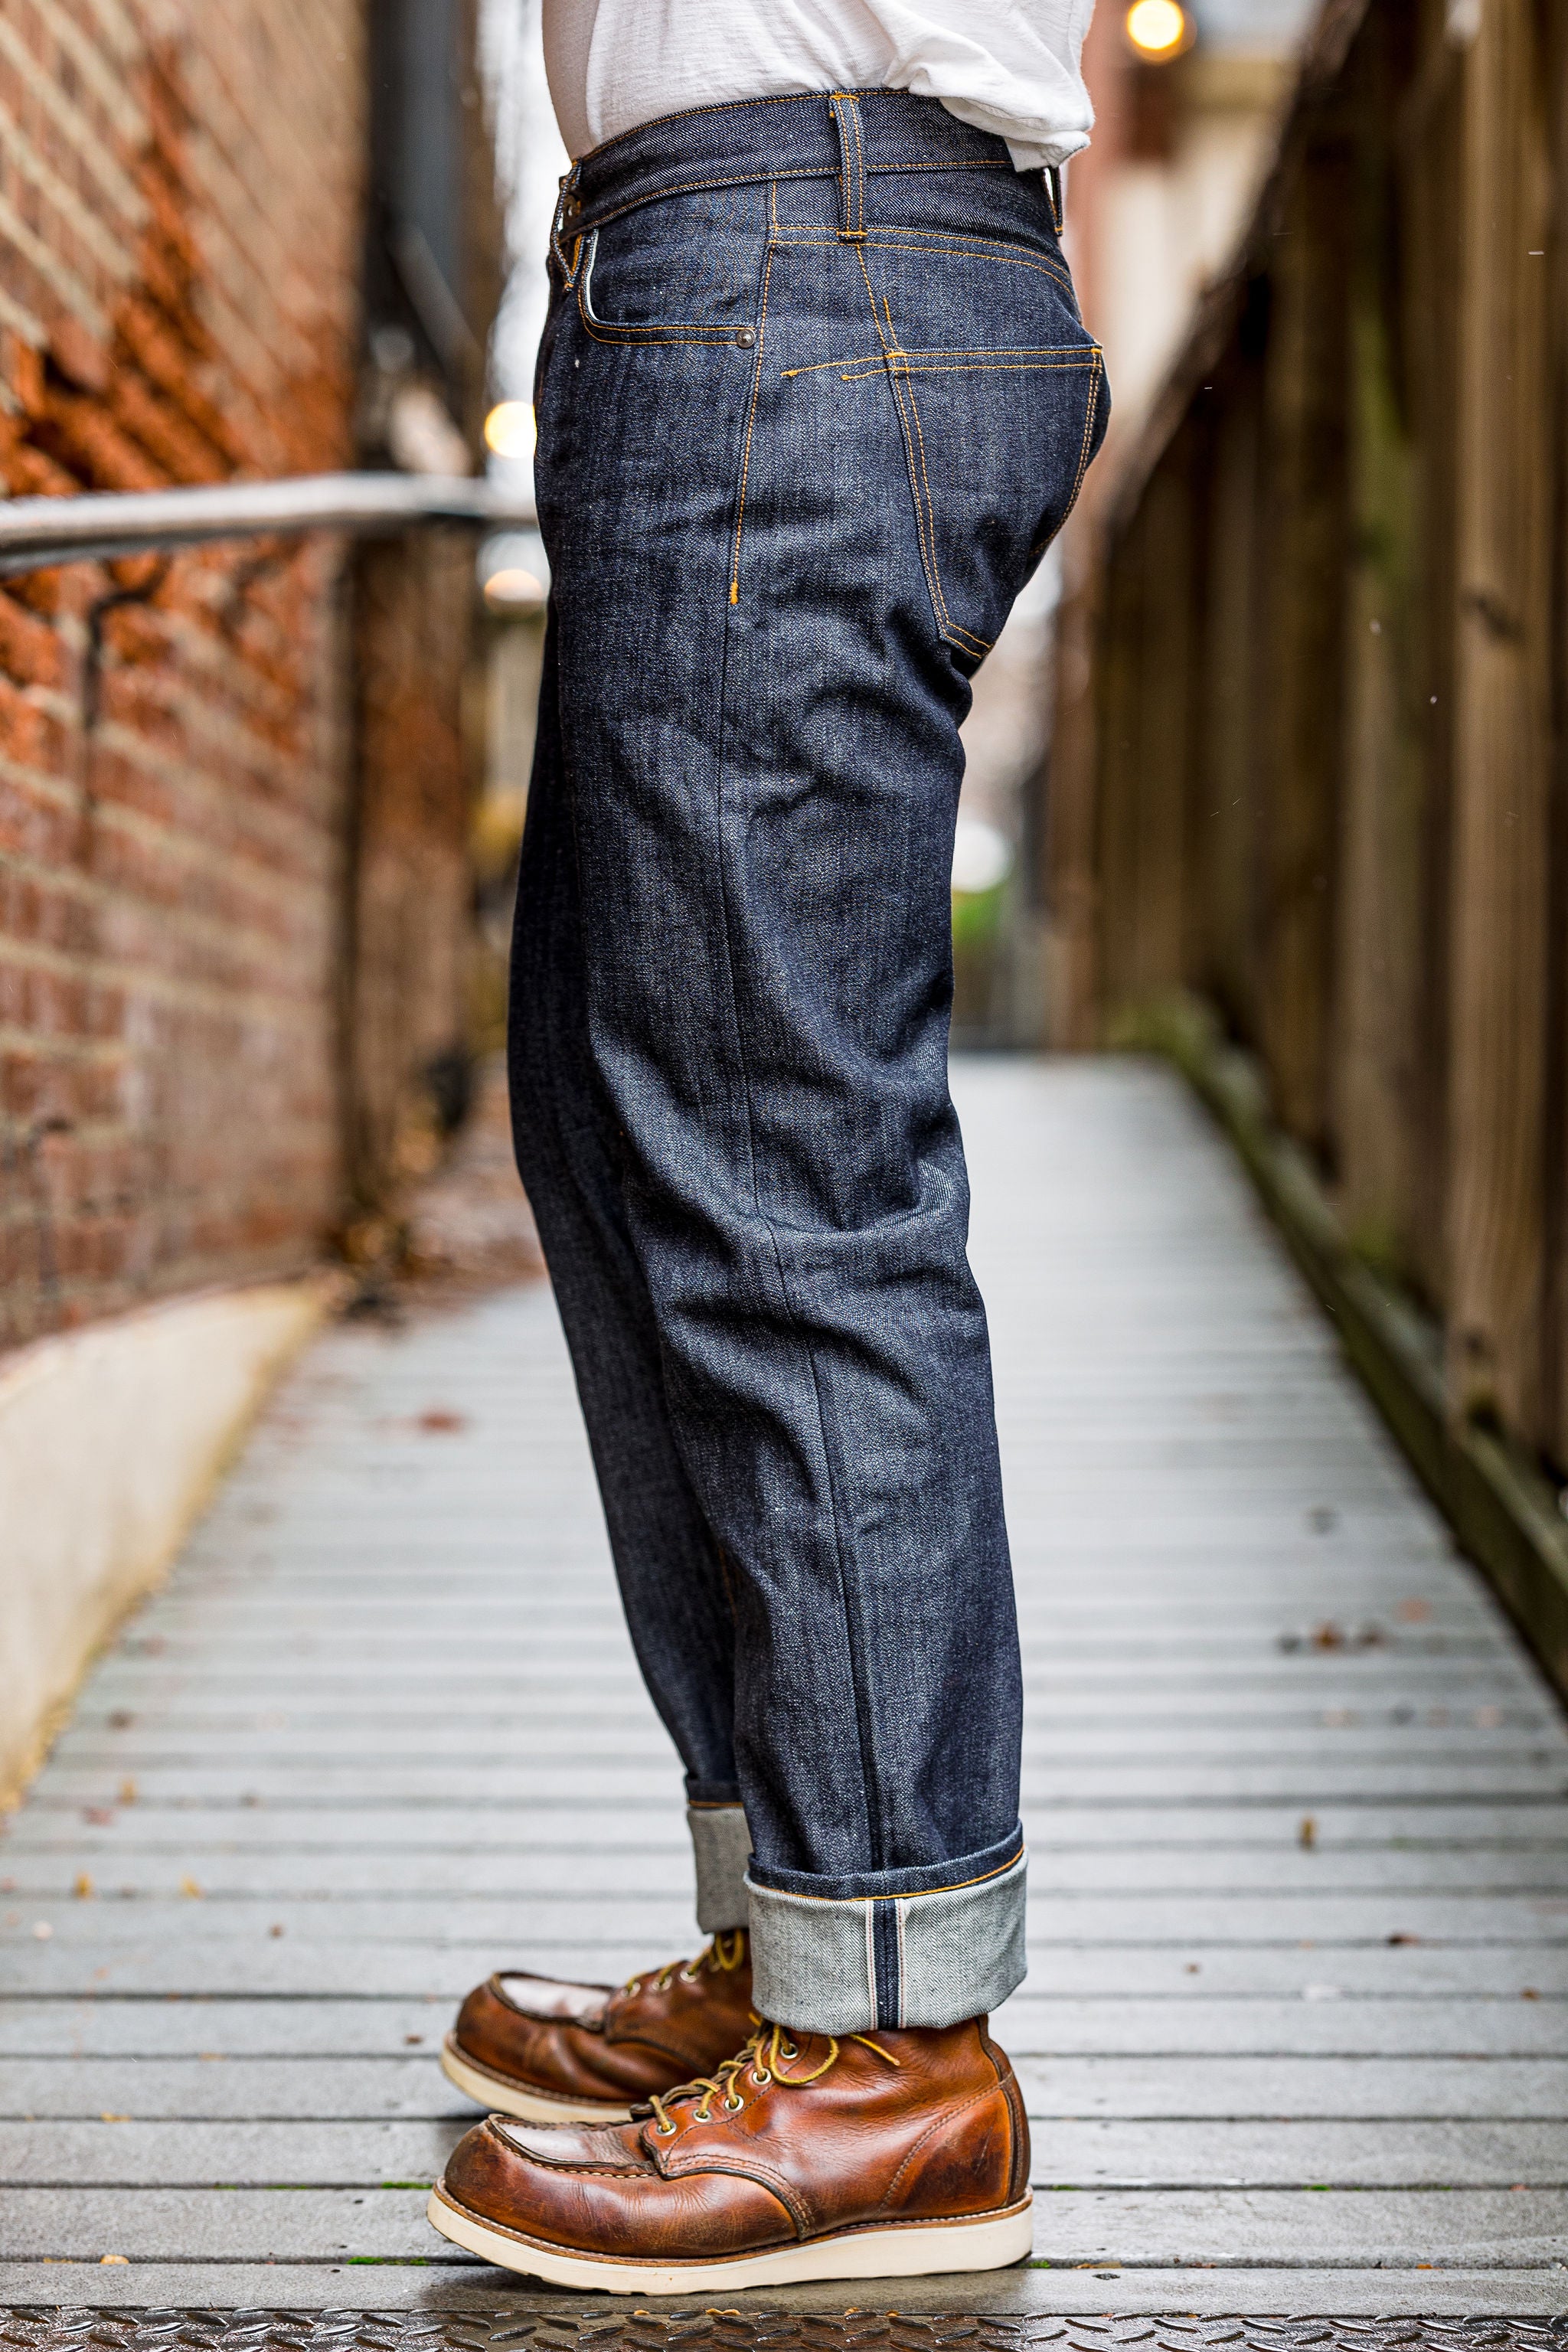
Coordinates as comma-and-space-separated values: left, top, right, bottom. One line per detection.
687, 1801, 751, 1932
745, 1848, 1027, 2033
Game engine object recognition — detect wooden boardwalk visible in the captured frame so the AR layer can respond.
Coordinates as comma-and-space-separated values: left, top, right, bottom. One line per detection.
2, 1058, 1566, 2320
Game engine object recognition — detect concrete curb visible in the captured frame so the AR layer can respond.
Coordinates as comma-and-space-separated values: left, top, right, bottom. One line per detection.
0, 1274, 337, 1806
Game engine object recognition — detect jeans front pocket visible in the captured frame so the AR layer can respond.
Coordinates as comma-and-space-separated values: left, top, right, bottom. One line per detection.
573, 186, 772, 348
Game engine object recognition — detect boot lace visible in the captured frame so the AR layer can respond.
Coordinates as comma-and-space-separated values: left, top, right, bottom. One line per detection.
645, 2020, 900, 2135
621, 1928, 747, 2001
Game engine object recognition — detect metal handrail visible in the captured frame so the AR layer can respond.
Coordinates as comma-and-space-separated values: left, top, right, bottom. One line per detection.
0, 471, 536, 580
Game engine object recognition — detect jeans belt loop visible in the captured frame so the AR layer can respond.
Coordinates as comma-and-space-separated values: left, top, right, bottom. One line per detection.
550, 162, 584, 281
828, 91, 867, 241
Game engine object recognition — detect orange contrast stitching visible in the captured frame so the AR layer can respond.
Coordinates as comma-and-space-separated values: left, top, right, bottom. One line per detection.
836, 355, 1101, 382
1066, 352, 1102, 517
854, 250, 994, 658
852, 245, 949, 645
901, 358, 981, 645
770, 230, 1074, 299
832, 92, 867, 239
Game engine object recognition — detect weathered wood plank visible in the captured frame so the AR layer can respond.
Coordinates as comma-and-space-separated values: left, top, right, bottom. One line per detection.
3, 1060, 1566, 2311
5, 2115, 1565, 2190
5, 2182, 1568, 2265
6, 2051, 1568, 2121
2, 2262, 1564, 2318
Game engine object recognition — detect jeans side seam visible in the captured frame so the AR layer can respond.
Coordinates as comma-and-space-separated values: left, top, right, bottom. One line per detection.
728, 227, 776, 603
710, 285, 886, 1871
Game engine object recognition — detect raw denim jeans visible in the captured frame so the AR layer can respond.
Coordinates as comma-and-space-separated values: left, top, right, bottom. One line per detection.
510, 87, 1108, 2034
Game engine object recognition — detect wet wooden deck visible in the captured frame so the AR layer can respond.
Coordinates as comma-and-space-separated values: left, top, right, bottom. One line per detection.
2, 1058, 1566, 2318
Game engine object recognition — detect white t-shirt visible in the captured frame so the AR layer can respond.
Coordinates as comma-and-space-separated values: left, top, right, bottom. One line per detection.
541, 1, 1095, 175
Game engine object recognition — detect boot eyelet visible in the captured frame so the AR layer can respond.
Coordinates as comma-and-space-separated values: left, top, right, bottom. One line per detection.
657, 2120, 677, 2135
750, 2067, 771, 2086
724, 2093, 744, 2112
694, 2105, 712, 2123
779, 2040, 799, 2060
678, 1965, 700, 1982
626, 1981, 642, 1997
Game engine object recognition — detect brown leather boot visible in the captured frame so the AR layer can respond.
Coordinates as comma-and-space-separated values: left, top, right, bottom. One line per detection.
428, 2015, 1033, 2290
440, 1930, 754, 2122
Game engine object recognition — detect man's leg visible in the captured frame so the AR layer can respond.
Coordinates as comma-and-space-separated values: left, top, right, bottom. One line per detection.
440, 619, 758, 2125
433, 87, 1107, 2283
526, 190, 1031, 2042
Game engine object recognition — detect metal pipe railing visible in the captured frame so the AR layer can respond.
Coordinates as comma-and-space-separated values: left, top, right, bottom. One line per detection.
0, 471, 534, 580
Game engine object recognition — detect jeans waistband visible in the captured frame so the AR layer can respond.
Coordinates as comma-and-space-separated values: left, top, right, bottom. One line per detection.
560, 88, 1015, 243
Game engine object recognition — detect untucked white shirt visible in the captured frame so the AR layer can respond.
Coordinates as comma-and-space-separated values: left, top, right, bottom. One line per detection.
541, 1, 1095, 175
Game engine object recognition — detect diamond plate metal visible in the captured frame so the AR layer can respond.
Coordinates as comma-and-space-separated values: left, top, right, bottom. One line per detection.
4, 2316, 1568, 2352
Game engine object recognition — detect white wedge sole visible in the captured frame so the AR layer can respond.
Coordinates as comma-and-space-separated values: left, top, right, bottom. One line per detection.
439, 2032, 635, 2124
426, 2181, 1035, 2292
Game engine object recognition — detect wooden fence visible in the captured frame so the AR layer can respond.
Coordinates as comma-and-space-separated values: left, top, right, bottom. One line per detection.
1047, 0, 1568, 1534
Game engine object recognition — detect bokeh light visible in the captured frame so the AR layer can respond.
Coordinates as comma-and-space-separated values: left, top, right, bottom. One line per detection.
1125, 0, 1191, 57
484, 400, 536, 459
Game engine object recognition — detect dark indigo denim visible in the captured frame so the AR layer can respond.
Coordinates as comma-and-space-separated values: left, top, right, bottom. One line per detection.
509, 87, 1108, 2031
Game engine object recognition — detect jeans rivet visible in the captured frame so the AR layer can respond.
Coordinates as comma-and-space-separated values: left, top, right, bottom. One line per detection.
736, 328, 756, 349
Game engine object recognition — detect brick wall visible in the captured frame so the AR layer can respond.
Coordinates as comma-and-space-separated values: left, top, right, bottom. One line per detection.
0, 1, 365, 1350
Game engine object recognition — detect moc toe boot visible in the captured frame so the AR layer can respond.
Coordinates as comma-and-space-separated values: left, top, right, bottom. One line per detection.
441, 1931, 754, 2122
427, 2016, 1033, 2292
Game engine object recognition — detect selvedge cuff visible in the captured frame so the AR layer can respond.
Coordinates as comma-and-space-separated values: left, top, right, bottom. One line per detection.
687, 1802, 751, 1932
746, 1847, 1027, 2034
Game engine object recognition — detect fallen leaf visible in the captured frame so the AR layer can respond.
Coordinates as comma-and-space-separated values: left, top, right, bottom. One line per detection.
1298, 1816, 1317, 1850
418, 1408, 466, 1432
179, 1877, 203, 1899
119, 1779, 138, 1805
404, 2033, 424, 2045
100, 2112, 129, 2123
74, 1874, 94, 1899
100, 2254, 129, 2265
